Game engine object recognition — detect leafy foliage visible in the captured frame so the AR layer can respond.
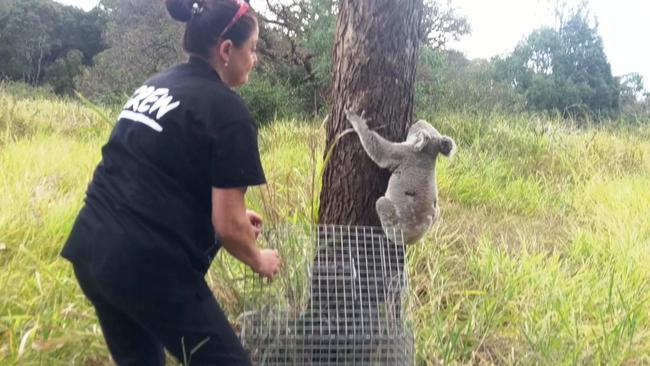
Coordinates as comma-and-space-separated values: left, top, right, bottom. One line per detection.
415, 48, 525, 116
44, 50, 84, 95
75, 0, 185, 103
420, 0, 470, 49
493, 8, 619, 120
238, 68, 303, 125
256, 0, 338, 117
618, 72, 650, 121
0, 0, 107, 93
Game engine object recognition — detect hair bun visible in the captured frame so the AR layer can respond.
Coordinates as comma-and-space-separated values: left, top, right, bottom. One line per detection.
165, 0, 192, 22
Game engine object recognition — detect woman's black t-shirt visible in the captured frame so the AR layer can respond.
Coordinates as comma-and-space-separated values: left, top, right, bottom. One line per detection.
61, 56, 265, 297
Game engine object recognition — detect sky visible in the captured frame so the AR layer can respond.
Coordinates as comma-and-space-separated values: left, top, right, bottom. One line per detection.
54, 0, 650, 88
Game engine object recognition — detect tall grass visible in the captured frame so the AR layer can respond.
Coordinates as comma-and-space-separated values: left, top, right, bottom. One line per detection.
1, 85, 649, 364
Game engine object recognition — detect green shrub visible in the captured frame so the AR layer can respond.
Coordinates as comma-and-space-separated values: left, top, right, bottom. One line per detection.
237, 72, 303, 126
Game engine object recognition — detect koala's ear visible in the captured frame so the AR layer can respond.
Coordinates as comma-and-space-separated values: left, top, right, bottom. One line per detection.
413, 131, 430, 152
439, 136, 456, 157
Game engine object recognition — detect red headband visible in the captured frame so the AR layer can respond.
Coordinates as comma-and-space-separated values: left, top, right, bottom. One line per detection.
219, 0, 250, 39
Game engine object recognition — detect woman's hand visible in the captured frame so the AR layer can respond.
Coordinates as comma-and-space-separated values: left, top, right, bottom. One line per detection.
245, 210, 281, 279
212, 189, 280, 279
246, 209, 263, 239
254, 249, 281, 280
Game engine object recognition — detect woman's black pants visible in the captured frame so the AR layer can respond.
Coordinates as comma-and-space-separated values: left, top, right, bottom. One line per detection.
72, 263, 251, 366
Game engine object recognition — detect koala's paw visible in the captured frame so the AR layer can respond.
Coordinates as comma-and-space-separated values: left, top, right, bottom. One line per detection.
345, 109, 369, 131
440, 136, 457, 157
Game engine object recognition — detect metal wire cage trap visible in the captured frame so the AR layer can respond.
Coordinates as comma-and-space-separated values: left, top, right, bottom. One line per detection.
236, 224, 414, 365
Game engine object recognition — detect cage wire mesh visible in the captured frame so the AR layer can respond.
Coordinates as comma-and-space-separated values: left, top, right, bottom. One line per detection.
236, 224, 414, 365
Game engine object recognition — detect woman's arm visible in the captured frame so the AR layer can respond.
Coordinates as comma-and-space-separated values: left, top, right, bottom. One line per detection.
211, 187, 280, 278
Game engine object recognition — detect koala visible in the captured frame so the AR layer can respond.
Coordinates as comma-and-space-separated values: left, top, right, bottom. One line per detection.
345, 109, 456, 244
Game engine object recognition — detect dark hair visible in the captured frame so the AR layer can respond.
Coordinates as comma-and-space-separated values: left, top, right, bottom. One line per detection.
164, 0, 257, 58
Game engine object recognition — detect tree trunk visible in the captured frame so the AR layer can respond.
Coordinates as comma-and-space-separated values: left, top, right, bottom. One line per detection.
318, 0, 423, 226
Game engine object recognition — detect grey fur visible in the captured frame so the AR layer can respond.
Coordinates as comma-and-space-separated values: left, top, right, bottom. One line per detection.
345, 109, 456, 244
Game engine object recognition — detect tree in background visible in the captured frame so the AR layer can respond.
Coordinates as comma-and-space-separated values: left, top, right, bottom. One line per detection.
318, 0, 423, 225
415, 1, 526, 116
45, 50, 84, 94
0, 0, 106, 93
419, 0, 470, 49
416, 49, 525, 115
618, 72, 649, 120
493, 5, 618, 119
76, 0, 185, 104
254, 0, 337, 117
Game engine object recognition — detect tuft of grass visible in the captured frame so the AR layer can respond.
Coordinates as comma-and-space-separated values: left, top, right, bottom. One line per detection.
249, 119, 326, 227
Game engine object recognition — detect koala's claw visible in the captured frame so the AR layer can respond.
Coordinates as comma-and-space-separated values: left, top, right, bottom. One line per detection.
359, 110, 371, 124
345, 109, 369, 130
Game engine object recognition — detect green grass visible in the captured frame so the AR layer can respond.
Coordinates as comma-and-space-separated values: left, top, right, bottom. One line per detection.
1, 86, 650, 365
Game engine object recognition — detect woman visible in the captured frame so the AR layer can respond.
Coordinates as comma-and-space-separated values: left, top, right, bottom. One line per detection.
61, 0, 280, 364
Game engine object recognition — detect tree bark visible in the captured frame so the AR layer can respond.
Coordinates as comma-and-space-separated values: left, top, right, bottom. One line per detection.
319, 0, 423, 226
